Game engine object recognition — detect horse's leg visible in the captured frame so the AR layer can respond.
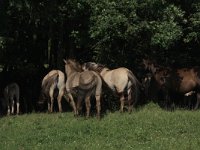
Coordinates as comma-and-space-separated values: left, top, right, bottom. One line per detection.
11, 99, 15, 114
95, 94, 101, 119
194, 93, 200, 110
76, 95, 83, 116
49, 87, 54, 113
16, 93, 20, 115
5, 97, 10, 115
7, 105, 10, 116
119, 93, 125, 113
164, 90, 173, 110
50, 97, 54, 113
48, 101, 51, 112
85, 95, 91, 119
16, 102, 20, 115
127, 89, 133, 113
67, 93, 77, 116
57, 89, 64, 112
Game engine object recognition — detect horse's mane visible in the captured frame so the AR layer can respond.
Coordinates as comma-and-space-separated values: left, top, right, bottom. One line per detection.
85, 62, 107, 73
95, 63, 107, 72
68, 59, 83, 72
145, 59, 171, 74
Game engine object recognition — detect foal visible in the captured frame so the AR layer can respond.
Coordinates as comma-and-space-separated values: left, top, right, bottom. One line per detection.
3, 83, 20, 115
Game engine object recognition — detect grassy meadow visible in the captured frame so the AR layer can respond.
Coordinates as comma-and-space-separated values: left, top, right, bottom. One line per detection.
0, 103, 200, 150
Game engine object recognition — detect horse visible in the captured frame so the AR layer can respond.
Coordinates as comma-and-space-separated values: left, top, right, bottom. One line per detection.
142, 59, 200, 109
82, 62, 141, 113
3, 83, 20, 115
63, 59, 102, 119
39, 70, 76, 113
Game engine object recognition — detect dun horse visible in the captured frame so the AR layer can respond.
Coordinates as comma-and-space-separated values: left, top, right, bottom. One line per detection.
63, 59, 102, 119
40, 70, 76, 113
82, 62, 140, 113
3, 83, 20, 115
143, 59, 200, 109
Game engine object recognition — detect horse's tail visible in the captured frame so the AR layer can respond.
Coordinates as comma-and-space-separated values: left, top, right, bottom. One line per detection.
41, 73, 59, 95
127, 70, 141, 105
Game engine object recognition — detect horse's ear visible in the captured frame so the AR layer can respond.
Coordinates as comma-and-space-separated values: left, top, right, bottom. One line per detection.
142, 59, 147, 65
63, 59, 67, 64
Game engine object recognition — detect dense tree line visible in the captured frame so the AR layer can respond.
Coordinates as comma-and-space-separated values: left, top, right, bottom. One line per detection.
0, 0, 199, 69
0, 0, 199, 112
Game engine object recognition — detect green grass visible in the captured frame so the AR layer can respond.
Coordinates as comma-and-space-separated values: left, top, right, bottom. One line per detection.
0, 103, 200, 150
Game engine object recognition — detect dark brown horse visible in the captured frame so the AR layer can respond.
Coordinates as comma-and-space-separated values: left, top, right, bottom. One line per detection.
82, 62, 141, 113
143, 59, 200, 109
63, 59, 102, 119
3, 83, 20, 115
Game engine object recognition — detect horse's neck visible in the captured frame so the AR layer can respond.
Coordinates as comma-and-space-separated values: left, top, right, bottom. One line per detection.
150, 63, 169, 75
67, 71, 79, 79
100, 67, 110, 76
149, 64, 157, 74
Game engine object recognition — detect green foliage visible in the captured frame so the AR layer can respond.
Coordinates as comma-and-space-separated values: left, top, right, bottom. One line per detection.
150, 4, 184, 49
87, 0, 189, 66
89, 0, 137, 39
1, 105, 200, 149
0, 0, 200, 70
151, 21, 183, 49
184, 3, 200, 43
88, 0, 139, 64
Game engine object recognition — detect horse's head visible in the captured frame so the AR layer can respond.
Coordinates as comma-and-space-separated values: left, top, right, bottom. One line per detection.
142, 59, 152, 70
142, 59, 155, 73
82, 62, 98, 71
142, 73, 153, 97
63, 59, 83, 75
143, 59, 162, 75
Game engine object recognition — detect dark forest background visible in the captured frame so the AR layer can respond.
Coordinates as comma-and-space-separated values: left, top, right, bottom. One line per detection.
0, 0, 199, 113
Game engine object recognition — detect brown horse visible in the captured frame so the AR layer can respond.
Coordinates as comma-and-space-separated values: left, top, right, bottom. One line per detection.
143, 59, 200, 109
82, 62, 140, 113
40, 70, 76, 113
3, 83, 20, 115
63, 59, 102, 119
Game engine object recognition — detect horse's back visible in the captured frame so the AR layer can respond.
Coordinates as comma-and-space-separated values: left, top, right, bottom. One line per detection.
159, 67, 200, 94
103, 67, 131, 92
4, 83, 19, 94
42, 70, 65, 90
174, 68, 200, 93
42, 70, 64, 83
80, 71, 95, 84
104, 67, 128, 81
79, 71, 101, 91
4, 83, 20, 101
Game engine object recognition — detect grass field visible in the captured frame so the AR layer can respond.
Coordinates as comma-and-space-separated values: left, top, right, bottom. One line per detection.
0, 103, 200, 150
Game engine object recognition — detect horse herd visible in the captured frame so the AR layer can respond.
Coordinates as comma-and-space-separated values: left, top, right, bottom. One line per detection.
1, 58, 200, 119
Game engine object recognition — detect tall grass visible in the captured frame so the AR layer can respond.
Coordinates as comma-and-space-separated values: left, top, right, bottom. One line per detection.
0, 103, 200, 150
